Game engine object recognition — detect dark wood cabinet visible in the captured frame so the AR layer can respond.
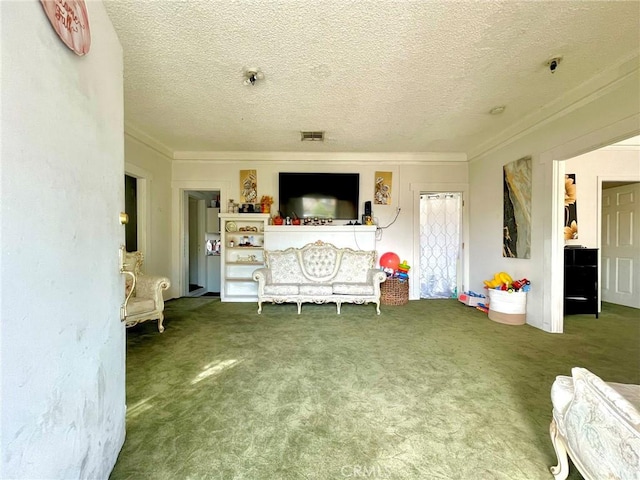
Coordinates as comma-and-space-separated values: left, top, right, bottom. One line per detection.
564, 247, 598, 318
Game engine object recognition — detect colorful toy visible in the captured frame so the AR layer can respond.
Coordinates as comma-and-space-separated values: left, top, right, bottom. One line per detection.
379, 252, 400, 273
483, 272, 531, 293
397, 260, 410, 274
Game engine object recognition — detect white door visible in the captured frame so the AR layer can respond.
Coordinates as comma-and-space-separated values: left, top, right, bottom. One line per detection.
419, 193, 463, 299
601, 183, 640, 308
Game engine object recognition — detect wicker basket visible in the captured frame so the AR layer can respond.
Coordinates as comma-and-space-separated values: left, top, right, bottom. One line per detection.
380, 277, 409, 305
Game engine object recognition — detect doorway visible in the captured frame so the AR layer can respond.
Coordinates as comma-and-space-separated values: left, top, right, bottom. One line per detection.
419, 192, 463, 299
182, 189, 221, 297
124, 175, 138, 252
550, 132, 640, 332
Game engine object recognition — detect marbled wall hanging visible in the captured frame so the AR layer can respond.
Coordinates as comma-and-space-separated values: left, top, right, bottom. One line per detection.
503, 156, 532, 258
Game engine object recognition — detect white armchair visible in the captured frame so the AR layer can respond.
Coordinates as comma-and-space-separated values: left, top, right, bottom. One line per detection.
120, 247, 170, 333
549, 367, 640, 480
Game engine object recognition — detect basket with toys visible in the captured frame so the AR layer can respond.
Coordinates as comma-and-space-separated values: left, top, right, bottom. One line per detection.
482, 272, 531, 325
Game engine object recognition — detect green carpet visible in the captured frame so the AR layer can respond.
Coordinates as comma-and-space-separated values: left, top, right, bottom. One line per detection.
110, 299, 639, 480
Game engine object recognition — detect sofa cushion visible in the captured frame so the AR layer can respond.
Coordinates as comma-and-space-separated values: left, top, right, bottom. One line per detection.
608, 382, 640, 412
127, 297, 156, 315
264, 284, 300, 296
333, 283, 375, 295
551, 375, 574, 416
334, 250, 376, 283
298, 246, 340, 281
265, 250, 305, 283
299, 284, 333, 296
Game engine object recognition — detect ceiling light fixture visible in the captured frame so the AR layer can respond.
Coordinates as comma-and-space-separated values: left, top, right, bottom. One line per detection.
243, 67, 264, 86
489, 105, 506, 115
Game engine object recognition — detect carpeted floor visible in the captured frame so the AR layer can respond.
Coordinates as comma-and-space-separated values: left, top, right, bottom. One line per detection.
110, 299, 639, 480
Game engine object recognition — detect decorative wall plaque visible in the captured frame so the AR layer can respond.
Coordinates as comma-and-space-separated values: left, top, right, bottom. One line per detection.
41, 0, 91, 56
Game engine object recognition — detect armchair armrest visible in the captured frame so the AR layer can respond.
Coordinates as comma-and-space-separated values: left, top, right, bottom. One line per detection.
135, 274, 170, 307
253, 268, 271, 292
367, 269, 387, 285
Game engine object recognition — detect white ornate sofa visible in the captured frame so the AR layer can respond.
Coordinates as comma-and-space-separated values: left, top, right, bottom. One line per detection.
252, 240, 386, 314
120, 248, 171, 333
549, 367, 640, 480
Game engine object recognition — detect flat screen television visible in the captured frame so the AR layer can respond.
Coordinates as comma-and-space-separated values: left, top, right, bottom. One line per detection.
278, 172, 359, 220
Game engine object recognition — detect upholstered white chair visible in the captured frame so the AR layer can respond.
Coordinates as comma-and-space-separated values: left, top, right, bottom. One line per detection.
549, 367, 640, 480
120, 248, 170, 333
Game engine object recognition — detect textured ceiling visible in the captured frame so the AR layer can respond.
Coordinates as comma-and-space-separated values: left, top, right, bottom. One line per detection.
103, 1, 640, 158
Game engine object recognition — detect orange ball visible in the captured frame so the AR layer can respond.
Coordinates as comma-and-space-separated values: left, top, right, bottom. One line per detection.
379, 252, 400, 272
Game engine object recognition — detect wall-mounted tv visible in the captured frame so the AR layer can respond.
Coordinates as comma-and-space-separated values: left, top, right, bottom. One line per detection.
278, 172, 360, 220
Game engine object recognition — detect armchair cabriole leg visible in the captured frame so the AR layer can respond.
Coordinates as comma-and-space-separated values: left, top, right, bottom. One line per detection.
376, 302, 381, 315
257, 301, 262, 314
158, 315, 165, 333
549, 419, 569, 480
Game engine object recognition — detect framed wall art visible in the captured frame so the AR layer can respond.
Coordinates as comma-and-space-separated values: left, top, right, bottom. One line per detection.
374, 172, 392, 205
564, 174, 578, 240
240, 170, 257, 204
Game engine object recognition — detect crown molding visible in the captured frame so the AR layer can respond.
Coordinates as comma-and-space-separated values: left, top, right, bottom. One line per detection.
171, 151, 467, 164
124, 122, 174, 160
468, 53, 640, 163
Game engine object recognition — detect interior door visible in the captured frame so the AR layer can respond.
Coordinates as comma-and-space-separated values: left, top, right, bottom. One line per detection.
601, 183, 640, 308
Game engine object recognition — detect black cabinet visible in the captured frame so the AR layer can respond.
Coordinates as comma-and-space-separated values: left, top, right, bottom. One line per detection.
564, 247, 598, 318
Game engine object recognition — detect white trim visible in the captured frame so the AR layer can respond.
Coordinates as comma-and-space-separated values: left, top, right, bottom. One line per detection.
197, 199, 207, 290
547, 160, 565, 333
124, 164, 150, 259
125, 123, 174, 160
172, 151, 467, 163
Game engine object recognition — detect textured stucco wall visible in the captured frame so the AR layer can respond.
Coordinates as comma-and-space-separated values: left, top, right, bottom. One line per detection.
0, 2, 125, 478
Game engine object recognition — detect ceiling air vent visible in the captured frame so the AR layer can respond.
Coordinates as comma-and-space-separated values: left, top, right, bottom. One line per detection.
300, 131, 324, 142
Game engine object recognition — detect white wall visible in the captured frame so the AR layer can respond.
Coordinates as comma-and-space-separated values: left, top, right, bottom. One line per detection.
124, 134, 173, 284
469, 67, 640, 331
1, 2, 125, 478
564, 146, 640, 248
171, 156, 468, 299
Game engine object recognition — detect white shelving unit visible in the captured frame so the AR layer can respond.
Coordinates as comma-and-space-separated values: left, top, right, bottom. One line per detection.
219, 213, 270, 302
